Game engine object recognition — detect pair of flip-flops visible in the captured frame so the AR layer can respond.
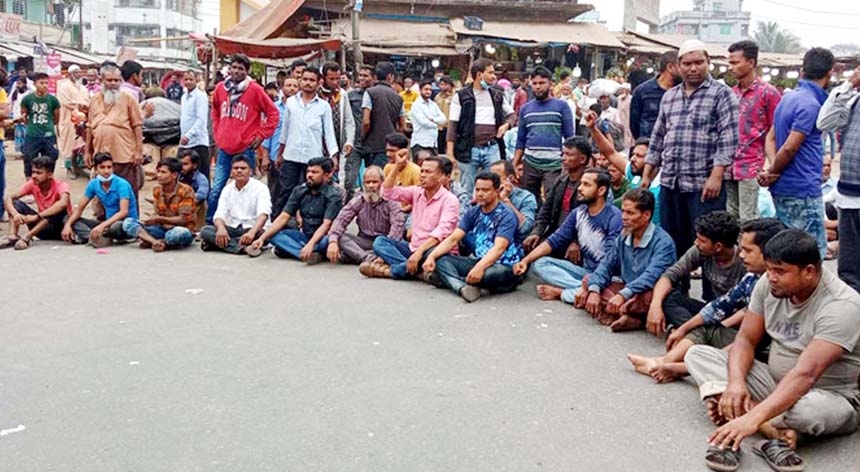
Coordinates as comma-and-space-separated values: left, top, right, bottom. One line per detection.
706, 439, 803, 472
0, 237, 30, 250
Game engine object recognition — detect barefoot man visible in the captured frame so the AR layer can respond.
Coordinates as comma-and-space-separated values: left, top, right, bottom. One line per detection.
685, 229, 860, 472
513, 167, 621, 304
627, 218, 785, 384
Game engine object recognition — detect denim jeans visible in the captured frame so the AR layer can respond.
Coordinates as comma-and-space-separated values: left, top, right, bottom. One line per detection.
372, 235, 431, 279
0, 141, 5, 220
531, 256, 589, 304
22, 136, 58, 177
275, 161, 307, 216
434, 254, 522, 295
206, 148, 256, 224
72, 219, 129, 244
459, 142, 501, 194
822, 131, 837, 156
774, 195, 827, 259
122, 218, 194, 248
270, 229, 329, 260
200, 224, 260, 254
659, 184, 726, 259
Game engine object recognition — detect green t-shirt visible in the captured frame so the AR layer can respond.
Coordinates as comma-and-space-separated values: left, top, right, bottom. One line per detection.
21, 93, 61, 138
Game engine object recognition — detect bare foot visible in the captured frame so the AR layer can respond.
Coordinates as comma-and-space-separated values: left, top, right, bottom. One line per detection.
536, 285, 563, 301
627, 354, 662, 376
759, 422, 799, 449
152, 240, 167, 252
651, 362, 686, 383
596, 312, 617, 326
705, 396, 727, 426
139, 240, 152, 250
611, 315, 643, 332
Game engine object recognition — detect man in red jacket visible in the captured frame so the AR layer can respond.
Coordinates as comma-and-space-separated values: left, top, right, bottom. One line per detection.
207, 54, 280, 223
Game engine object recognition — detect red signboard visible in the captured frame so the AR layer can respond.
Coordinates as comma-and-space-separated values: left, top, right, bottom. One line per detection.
0, 12, 22, 39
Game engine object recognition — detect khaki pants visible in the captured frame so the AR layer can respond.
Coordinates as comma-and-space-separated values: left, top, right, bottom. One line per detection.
726, 179, 759, 222
684, 345, 860, 437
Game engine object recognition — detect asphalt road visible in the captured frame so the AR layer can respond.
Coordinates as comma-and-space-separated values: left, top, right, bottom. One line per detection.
2, 243, 859, 472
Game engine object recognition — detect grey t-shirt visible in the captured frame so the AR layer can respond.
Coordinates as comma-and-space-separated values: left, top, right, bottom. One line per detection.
663, 246, 746, 300
750, 268, 860, 392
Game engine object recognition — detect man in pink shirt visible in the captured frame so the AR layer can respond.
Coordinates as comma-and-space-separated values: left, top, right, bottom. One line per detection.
360, 150, 460, 279
1, 156, 72, 249
728, 40, 781, 221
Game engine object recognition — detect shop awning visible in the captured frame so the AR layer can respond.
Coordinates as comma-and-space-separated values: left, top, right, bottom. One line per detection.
616, 32, 674, 55
450, 18, 625, 49
221, 0, 306, 40
328, 18, 457, 49
212, 35, 341, 59
48, 45, 109, 66
362, 46, 463, 57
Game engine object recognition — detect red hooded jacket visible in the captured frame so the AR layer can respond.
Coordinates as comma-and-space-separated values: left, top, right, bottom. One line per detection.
211, 79, 279, 155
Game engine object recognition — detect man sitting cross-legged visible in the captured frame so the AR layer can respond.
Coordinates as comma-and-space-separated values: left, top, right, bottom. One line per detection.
685, 229, 860, 472
361, 153, 460, 280
627, 218, 785, 384
2, 156, 72, 250
644, 211, 747, 338
250, 157, 343, 264
122, 157, 196, 252
573, 188, 676, 331
422, 171, 525, 302
326, 166, 405, 265
61, 152, 138, 247
200, 155, 271, 256
513, 167, 622, 304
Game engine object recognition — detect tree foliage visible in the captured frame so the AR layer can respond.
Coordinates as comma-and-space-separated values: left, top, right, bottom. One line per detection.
753, 21, 804, 54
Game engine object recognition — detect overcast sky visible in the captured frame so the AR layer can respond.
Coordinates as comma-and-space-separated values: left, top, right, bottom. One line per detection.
588, 0, 858, 48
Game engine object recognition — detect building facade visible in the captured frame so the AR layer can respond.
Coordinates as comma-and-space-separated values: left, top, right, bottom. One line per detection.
659, 0, 750, 45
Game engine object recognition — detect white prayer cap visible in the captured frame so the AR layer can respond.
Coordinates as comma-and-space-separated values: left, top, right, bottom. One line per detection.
68, 65, 81, 73
678, 39, 707, 58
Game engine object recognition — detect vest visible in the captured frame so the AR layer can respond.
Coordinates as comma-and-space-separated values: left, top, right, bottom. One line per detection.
453, 86, 506, 163
363, 83, 403, 154
838, 100, 860, 197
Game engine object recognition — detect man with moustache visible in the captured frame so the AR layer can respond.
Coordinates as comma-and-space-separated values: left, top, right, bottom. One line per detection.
434, 76, 455, 151
86, 63, 145, 205
630, 50, 681, 140
319, 62, 355, 181
57, 65, 88, 177
512, 66, 575, 203
409, 79, 447, 157
327, 166, 405, 264
179, 69, 211, 180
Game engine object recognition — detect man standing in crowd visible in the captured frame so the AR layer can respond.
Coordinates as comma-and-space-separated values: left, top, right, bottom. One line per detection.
57, 65, 88, 177
123, 157, 196, 252
643, 39, 739, 258
514, 167, 622, 305
350, 62, 405, 202
1, 156, 71, 250
686, 230, 860, 472
818, 65, 860, 292
289, 59, 307, 80
165, 74, 183, 103
447, 58, 515, 193
575, 188, 676, 331
435, 76, 455, 151
400, 76, 418, 114
761, 48, 834, 259
120, 60, 146, 103
200, 156, 271, 256
512, 66, 575, 203
319, 62, 355, 181
327, 166, 405, 265
85, 68, 101, 96
274, 67, 338, 214
20, 73, 60, 177
208, 54, 280, 223
179, 69, 210, 180
409, 79, 447, 157
251, 158, 343, 264
347, 65, 374, 158
630, 51, 680, 140
362, 154, 460, 280
423, 171, 525, 303
10, 73, 34, 158
86, 63, 144, 205
727, 40, 781, 222
62, 153, 138, 247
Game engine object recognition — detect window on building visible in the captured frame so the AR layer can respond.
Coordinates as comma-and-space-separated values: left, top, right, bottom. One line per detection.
115, 24, 161, 48
720, 24, 732, 35
166, 0, 178, 10
115, 0, 160, 8
713, 2, 723, 11
12, 0, 26, 15
741, 24, 749, 37
166, 28, 191, 49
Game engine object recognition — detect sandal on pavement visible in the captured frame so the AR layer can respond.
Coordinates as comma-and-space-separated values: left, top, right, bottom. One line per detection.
0, 236, 19, 249
705, 446, 741, 472
14, 238, 31, 250
754, 439, 804, 472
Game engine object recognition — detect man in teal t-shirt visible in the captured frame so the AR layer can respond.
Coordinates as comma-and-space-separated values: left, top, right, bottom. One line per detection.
20, 72, 60, 178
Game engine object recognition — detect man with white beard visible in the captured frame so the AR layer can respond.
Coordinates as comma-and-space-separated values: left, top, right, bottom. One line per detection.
326, 166, 406, 264
57, 65, 88, 178
85, 63, 144, 207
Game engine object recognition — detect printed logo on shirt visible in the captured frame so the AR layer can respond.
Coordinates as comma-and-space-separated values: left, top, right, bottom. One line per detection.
221, 101, 249, 121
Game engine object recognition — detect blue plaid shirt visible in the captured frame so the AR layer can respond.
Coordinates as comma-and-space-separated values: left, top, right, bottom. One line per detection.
700, 272, 760, 325
646, 77, 739, 192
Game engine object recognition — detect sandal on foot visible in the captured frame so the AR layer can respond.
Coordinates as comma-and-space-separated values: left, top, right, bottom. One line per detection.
14, 238, 31, 250
0, 236, 19, 249
705, 446, 741, 472
753, 439, 804, 472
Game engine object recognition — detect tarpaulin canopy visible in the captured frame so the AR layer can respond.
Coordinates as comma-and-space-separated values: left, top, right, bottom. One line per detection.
212, 35, 340, 59
450, 18, 625, 49
221, 0, 306, 40
328, 18, 456, 49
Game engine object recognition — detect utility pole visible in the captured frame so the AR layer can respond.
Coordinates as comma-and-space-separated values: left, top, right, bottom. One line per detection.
351, 0, 363, 72
79, 0, 84, 50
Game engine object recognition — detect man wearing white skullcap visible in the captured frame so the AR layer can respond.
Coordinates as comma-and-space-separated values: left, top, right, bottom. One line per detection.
641, 38, 739, 264
57, 64, 88, 177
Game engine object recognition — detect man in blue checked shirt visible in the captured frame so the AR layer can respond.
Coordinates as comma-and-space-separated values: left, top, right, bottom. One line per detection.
179, 70, 210, 181
641, 39, 739, 259
627, 218, 785, 383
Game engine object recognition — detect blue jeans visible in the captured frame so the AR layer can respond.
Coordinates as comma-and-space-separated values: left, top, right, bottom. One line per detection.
206, 148, 257, 223
373, 235, 432, 279
270, 229, 329, 260
774, 195, 827, 259
531, 257, 589, 304
822, 131, 837, 156
0, 141, 5, 220
122, 218, 194, 248
459, 142, 501, 194
435, 254, 522, 295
